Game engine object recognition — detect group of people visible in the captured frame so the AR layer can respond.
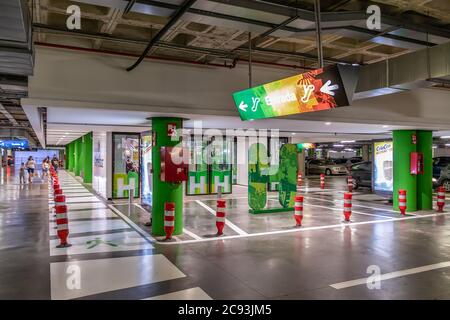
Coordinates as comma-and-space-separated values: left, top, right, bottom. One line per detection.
19, 155, 60, 184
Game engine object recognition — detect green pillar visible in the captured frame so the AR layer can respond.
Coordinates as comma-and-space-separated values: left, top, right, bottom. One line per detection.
68, 142, 75, 172
82, 132, 93, 183
74, 138, 82, 176
417, 130, 433, 210
152, 117, 184, 236
393, 130, 432, 212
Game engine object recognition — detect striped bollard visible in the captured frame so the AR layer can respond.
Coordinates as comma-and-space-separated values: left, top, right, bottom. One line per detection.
347, 176, 353, 193
320, 173, 325, 189
54, 194, 66, 215
437, 186, 445, 212
398, 189, 407, 215
294, 195, 304, 227
216, 199, 226, 236
55, 205, 71, 248
54, 188, 63, 196
164, 202, 175, 240
343, 193, 352, 222
297, 172, 303, 187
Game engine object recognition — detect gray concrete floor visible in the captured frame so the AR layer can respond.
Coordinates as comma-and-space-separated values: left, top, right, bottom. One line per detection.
2, 167, 450, 299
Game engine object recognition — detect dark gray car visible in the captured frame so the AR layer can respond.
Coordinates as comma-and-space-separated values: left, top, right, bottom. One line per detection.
350, 161, 372, 190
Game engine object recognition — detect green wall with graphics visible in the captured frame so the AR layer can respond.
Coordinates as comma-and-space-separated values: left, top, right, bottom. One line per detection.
66, 132, 93, 183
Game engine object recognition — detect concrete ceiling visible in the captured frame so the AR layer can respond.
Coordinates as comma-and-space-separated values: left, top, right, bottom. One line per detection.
30, 0, 450, 68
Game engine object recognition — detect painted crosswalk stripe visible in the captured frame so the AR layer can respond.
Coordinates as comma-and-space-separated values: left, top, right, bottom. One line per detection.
330, 261, 450, 289
50, 254, 185, 300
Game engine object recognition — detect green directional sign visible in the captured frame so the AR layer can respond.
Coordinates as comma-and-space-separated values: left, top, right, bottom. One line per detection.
233, 64, 359, 121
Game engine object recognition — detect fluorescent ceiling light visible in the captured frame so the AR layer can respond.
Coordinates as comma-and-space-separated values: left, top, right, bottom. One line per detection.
333, 144, 344, 147
325, 122, 331, 125
433, 145, 437, 149
341, 140, 355, 143
292, 133, 296, 135
446, 144, 450, 147
382, 125, 389, 128
441, 136, 450, 139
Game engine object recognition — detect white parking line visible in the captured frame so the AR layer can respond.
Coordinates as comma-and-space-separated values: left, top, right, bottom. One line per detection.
330, 261, 450, 289
302, 195, 397, 213
195, 200, 248, 236
108, 204, 157, 244
183, 228, 203, 240
267, 198, 390, 219
157, 211, 450, 245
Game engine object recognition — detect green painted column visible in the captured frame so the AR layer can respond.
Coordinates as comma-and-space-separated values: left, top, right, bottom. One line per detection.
152, 117, 184, 236
65, 145, 70, 170
417, 130, 433, 210
68, 142, 75, 172
74, 138, 82, 176
82, 132, 93, 183
393, 130, 433, 212
393, 130, 417, 212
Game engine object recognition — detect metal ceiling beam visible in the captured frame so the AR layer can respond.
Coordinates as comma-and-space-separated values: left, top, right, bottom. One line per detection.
126, 0, 197, 71
33, 23, 343, 65
136, 0, 450, 45
0, 102, 19, 126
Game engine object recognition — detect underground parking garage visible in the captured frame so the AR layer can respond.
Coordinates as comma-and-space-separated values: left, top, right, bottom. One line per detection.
2, 0, 450, 310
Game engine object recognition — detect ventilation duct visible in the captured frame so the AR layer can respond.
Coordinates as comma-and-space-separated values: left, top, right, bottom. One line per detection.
354, 41, 450, 100
0, 0, 34, 76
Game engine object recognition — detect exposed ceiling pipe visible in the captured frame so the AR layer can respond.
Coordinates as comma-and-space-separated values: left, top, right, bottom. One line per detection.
248, 32, 252, 88
124, 0, 137, 14
0, 102, 19, 126
35, 42, 312, 71
314, 0, 324, 68
33, 23, 339, 65
126, 0, 197, 71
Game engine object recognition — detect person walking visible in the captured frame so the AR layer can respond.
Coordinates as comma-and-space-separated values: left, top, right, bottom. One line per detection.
19, 162, 26, 184
25, 156, 36, 184
51, 155, 59, 172
42, 159, 50, 179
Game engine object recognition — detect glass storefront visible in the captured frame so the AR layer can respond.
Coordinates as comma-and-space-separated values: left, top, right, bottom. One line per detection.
185, 135, 233, 195
141, 131, 152, 208
112, 133, 140, 199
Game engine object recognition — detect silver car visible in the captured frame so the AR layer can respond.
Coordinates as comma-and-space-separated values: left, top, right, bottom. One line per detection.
437, 164, 450, 191
307, 159, 348, 176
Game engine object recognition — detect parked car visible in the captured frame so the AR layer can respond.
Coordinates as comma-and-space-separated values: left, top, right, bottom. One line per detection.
436, 164, 450, 191
349, 161, 372, 190
307, 159, 347, 175
433, 157, 450, 178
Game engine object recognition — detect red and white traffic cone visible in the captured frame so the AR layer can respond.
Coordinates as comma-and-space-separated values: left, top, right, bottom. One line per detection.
297, 172, 303, 187
55, 205, 71, 248
343, 193, 352, 222
216, 199, 226, 236
320, 173, 325, 189
54, 188, 63, 196
437, 186, 445, 212
347, 176, 353, 193
164, 202, 175, 240
294, 195, 303, 227
54, 193, 66, 206
398, 189, 407, 215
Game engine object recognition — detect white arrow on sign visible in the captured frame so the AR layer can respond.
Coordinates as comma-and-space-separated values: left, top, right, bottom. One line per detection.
320, 80, 339, 96
239, 101, 248, 112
